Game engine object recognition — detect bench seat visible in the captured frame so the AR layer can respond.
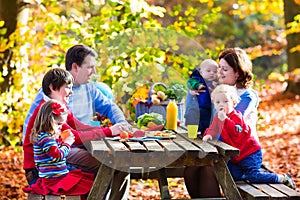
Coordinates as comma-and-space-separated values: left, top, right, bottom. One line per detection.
27, 194, 80, 200
130, 167, 300, 200
236, 181, 300, 200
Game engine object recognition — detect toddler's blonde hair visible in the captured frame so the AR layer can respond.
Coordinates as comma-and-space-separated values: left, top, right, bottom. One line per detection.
200, 59, 218, 69
211, 84, 240, 105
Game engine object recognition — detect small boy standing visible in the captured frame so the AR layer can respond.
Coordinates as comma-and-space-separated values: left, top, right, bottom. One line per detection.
184, 59, 218, 134
202, 84, 296, 189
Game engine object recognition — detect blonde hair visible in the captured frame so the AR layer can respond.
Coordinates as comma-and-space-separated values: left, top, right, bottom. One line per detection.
30, 99, 68, 143
200, 59, 218, 69
211, 84, 240, 105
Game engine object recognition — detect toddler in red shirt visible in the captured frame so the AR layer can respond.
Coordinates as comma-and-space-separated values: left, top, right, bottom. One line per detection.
203, 84, 296, 189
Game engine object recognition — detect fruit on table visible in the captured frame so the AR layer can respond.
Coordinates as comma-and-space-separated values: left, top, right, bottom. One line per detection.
133, 130, 145, 137
146, 124, 164, 131
61, 129, 71, 140
120, 131, 130, 139
147, 121, 157, 128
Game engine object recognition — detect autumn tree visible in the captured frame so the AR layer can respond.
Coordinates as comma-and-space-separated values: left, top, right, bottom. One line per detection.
0, 0, 17, 91
0, 0, 298, 148
284, 0, 300, 94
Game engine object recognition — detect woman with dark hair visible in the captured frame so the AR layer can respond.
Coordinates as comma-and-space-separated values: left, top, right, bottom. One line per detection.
184, 47, 260, 198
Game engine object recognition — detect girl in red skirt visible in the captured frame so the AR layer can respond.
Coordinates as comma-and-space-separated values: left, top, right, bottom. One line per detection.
23, 100, 94, 199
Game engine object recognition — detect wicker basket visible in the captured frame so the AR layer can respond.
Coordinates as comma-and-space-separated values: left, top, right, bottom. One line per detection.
135, 82, 184, 122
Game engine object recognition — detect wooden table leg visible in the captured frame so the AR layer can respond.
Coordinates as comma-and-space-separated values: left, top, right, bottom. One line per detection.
213, 157, 242, 199
155, 168, 171, 200
108, 170, 130, 200
88, 163, 115, 200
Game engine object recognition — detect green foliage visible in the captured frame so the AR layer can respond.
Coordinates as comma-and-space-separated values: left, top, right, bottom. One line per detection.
0, 0, 220, 147
136, 113, 164, 129
0, 0, 290, 148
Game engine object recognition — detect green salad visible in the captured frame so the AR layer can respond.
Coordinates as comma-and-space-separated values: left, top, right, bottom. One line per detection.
136, 113, 164, 128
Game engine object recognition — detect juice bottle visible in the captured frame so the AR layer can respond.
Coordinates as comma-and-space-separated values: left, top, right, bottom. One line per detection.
166, 98, 178, 131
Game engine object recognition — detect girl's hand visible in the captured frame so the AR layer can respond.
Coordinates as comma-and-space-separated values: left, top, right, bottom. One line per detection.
110, 122, 132, 136
218, 111, 227, 121
63, 132, 75, 146
61, 129, 71, 140
202, 135, 212, 142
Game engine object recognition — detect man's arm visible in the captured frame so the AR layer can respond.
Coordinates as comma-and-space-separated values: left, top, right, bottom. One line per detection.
22, 88, 43, 142
92, 83, 127, 124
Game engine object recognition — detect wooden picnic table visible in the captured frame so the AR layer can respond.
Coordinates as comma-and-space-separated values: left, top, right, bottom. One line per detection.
87, 126, 242, 200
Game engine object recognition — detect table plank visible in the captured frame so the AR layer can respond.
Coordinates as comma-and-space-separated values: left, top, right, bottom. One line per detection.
208, 140, 240, 157
125, 141, 147, 152
157, 140, 185, 155
176, 133, 219, 158
142, 140, 164, 152
104, 139, 129, 156
90, 140, 113, 161
175, 126, 187, 133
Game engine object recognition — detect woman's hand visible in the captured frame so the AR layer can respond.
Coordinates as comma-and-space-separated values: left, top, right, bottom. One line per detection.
202, 135, 212, 142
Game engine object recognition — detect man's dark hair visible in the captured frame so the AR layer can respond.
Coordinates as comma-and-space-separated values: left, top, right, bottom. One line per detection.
42, 68, 74, 96
65, 44, 98, 71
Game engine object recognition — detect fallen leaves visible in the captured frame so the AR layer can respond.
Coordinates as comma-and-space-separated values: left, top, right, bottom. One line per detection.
0, 81, 300, 199
0, 147, 27, 200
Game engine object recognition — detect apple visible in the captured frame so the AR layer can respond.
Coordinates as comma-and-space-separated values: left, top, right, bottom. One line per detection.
120, 131, 129, 139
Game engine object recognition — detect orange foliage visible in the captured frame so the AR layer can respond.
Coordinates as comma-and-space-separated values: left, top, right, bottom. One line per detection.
1, 81, 299, 199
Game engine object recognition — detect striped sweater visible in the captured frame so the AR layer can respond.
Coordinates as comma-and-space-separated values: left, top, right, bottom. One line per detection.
33, 132, 71, 178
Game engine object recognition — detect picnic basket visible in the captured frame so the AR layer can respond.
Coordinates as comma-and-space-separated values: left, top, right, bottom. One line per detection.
135, 82, 184, 122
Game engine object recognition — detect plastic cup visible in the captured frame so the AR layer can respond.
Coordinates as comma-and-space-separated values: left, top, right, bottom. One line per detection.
90, 121, 101, 127
187, 125, 198, 139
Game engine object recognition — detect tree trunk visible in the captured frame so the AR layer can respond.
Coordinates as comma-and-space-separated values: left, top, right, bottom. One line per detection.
284, 0, 300, 94
0, 0, 17, 92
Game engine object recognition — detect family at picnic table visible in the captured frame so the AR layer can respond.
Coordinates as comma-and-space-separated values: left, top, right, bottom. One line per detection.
22, 44, 296, 199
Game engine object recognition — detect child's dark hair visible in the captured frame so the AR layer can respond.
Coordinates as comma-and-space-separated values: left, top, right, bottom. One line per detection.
30, 100, 67, 143
42, 68, 74, 96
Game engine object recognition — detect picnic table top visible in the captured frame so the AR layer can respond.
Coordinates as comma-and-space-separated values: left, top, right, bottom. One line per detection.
87, 126, 242, 200
90, 126, 239, 170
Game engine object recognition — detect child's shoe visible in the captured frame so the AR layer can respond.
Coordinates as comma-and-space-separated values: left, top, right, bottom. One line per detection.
283, 173, 296, 190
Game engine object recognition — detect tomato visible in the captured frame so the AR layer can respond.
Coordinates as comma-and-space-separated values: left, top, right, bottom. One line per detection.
120, 131, 129, 139
128, 131, 134, 138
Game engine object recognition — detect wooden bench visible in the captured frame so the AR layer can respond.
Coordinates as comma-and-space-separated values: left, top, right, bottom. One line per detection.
236, 165, 300, 200
27, 194, 80, 200
131, 167, 300, 199
236, 181, 300, 200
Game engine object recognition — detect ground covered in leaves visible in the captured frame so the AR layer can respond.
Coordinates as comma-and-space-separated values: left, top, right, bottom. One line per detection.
1, 81, 299, 199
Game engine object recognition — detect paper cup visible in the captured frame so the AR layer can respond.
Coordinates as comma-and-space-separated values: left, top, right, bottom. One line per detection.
187, 125, 198, 139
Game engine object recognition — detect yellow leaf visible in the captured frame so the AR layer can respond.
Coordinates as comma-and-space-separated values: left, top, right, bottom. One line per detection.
292, 68, 300, 75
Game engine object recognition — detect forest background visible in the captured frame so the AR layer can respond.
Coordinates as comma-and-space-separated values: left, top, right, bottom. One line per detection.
0, 0, 300, 199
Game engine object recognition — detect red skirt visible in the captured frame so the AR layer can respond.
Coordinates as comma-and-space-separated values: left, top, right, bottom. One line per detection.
23, 169, 94, 195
